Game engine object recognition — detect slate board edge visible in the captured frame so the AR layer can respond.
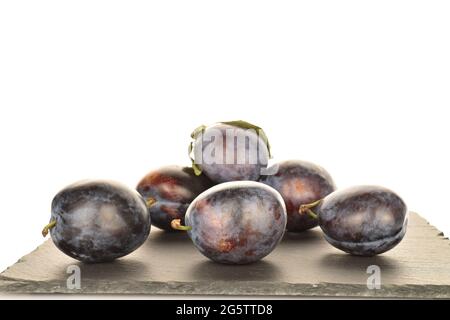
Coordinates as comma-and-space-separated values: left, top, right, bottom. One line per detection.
1, 276, 450, 299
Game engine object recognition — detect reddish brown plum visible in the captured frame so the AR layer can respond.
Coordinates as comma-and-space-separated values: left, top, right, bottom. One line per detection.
260, 160, 335, 232
189, 121, 271, 183
317, 186, 408, 256
136, 166, 214, 231
184, 181, 287, 264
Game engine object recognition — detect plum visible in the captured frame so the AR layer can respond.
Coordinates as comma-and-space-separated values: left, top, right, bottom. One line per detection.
42, 180, 151, 263
189, 120, 271, 183
172, 181, 287, 264
260, 160, 335, 232
136, 165, 214, 231
309, 185, 408, 256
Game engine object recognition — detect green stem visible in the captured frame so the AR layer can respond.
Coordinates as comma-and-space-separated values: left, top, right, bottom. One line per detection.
298, 199, 323, 220
305, 208, 318, 219
42, 220, 56, 237
171, 219, 192, 231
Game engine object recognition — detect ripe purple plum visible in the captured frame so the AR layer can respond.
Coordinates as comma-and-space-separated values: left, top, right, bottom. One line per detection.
173, 181, 287, 264
136, 165, 214, 231
42, 180, 151, 263
305, 185, 408, 256
189, 120, 271, 183
260, 160, 335, 232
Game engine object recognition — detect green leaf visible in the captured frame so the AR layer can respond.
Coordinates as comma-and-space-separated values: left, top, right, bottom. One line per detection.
188, 127, 205, 176
220, 120, 272, 158
190, 124, 207, 139
191, 163, 202, 176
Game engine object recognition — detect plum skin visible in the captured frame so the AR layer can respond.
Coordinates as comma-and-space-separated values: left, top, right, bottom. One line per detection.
317, 185, 408, 256
136, 166, 214, 231
192, 123, 270, 183
185, 181, 287, 264
260, 160, 335, 232
50, 180, 151, 263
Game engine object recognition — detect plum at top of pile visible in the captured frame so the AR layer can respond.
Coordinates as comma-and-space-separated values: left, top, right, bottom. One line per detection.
189, 120, 271, 183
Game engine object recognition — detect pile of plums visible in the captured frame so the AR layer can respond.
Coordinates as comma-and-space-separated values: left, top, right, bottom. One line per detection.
43, 120, 408, 264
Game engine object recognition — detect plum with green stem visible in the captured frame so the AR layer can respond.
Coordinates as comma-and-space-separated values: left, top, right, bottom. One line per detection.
42, 180, 151, 263
136, 165, 214, 231
172, 181, 287, 264
299, 185, 408, 256
259, 160, 336, 232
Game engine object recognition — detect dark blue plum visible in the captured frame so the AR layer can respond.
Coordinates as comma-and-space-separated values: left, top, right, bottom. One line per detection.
43, 180, 151, 263
317, 186, 408, 256
136, 165, 214, 231
180, 181, 286, 264
260, 160, 335, 232
189, 120, 271, 183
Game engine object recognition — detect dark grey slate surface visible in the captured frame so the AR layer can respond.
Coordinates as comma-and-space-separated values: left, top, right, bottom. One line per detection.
1, 212, 450, 298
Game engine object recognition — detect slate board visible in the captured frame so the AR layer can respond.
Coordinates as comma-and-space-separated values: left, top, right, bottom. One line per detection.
1, 212, 450, 298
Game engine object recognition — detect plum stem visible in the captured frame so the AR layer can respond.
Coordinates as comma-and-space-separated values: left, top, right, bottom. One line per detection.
298, 199, 322, 219
146, 197, 157, 207
171, 219, 192, 231
305, 208, 318, 219
41, 220, 56, 237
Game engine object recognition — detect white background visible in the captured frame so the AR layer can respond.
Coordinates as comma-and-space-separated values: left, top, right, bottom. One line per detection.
1, 1, 449, 273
